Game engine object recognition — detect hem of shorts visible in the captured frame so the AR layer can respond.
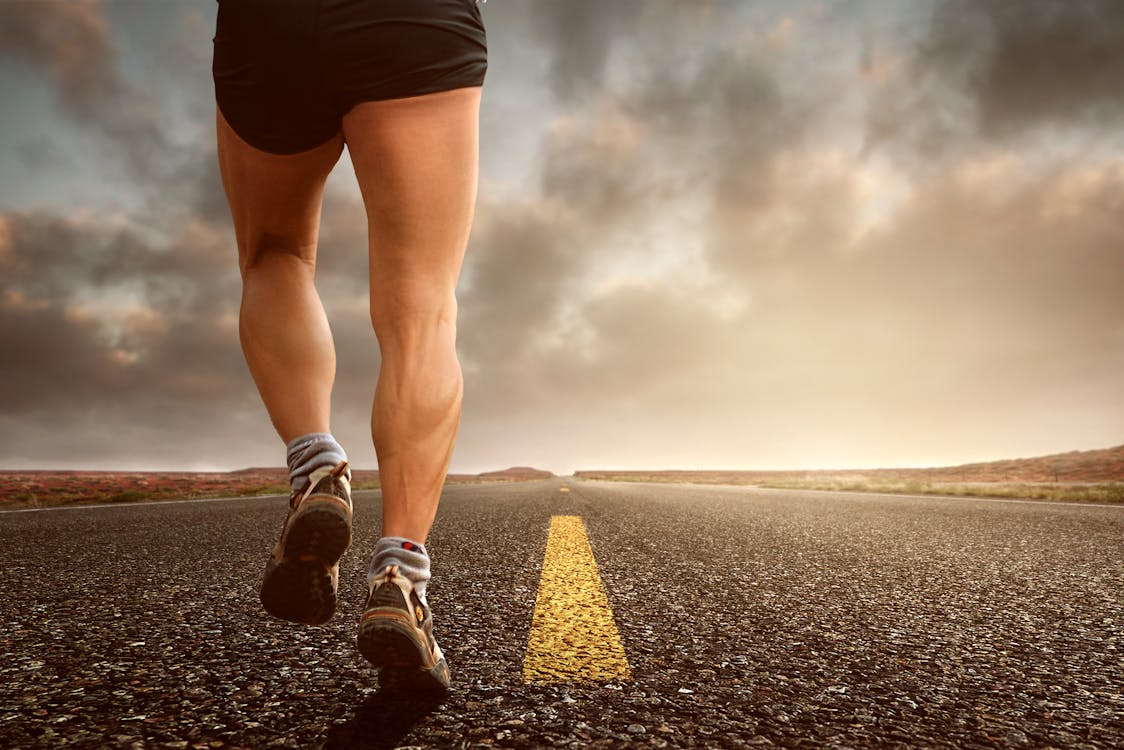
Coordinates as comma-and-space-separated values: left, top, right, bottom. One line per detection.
216, 96, 341, 156
338, 65, 487, 116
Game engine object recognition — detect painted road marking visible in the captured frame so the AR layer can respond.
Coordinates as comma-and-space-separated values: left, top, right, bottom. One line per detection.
522, 515, 632, 683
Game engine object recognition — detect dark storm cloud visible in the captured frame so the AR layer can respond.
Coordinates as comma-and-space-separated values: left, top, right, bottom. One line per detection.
682, 55, 822, 276
0, 210, 248, 418
0, 209, 234, 314
457, 195, 585, 369
450, 1, 725, 393
867, 0, 1124, 158
0, 297, 131, 414
940, 0, 1124, 137
0, 0, 174, 183
538, 111, 669, 230
461, 1, 815, 367
0, 1, 264, 467
0, 0, 117, 117
520, 0, 643, 103
455, 3, 860, 431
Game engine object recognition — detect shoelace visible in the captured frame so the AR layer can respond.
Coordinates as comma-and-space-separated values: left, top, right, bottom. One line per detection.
289, 460, 350, 509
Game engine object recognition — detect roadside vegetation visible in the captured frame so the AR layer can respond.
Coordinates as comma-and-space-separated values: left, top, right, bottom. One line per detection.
0, 481, 382, 510
2, 482, 356, 510
0, 465, 554, 510
583, 473, 1124, 504
575, 444, 1124, 504
753, 479, 1124, 504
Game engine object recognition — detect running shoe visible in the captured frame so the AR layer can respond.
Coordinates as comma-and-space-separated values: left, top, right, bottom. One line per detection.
357, 563, 451, 695
259, 459, 352, 625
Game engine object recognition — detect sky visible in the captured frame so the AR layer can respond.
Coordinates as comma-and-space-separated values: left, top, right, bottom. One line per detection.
1, 0, 1122, 475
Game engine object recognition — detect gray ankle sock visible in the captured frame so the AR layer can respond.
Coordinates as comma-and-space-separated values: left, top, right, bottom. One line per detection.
369, 536, 431, 603
286, 432, 348, 493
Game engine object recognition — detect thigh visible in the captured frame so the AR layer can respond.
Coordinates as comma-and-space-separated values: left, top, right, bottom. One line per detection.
215, 104, 345, 271
341, 86, 482, 306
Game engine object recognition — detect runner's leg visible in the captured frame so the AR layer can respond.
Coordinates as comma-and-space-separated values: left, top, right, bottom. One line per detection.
215, 104, 345, 443
341, 86, 482, 544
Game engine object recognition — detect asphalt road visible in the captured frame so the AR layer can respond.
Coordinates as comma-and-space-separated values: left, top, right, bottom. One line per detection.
1, 478, 1121, 749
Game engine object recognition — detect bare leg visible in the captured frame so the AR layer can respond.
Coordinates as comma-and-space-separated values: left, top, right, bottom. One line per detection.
215, 105, 345, 443
341, 86, 481, 545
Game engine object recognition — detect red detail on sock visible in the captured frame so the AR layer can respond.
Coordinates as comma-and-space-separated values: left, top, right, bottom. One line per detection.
402, 542, 415, 550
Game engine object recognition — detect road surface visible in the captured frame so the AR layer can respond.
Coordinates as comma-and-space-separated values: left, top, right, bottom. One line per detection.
1, 478, 1121, 748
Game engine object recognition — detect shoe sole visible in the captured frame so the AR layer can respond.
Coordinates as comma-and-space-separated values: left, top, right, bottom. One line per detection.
357, 613, 451, 694
260, 498, 351, 625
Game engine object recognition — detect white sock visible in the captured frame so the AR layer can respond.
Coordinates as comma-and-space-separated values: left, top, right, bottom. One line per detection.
286, 432, 348, 493
370, 536, 431, 603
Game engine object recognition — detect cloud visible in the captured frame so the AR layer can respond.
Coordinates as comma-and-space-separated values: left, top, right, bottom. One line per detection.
480, 122, 1124, 456
2, 1, 1121, 471
865, 0, 1124, 160
457, 192, 585, 373
705, 148, 1124, 424
520, 0, 643, 104
0, 0, 118, 117
941, 0, 1124, 137
0, 0, 179, 184
0, 209, 245, 413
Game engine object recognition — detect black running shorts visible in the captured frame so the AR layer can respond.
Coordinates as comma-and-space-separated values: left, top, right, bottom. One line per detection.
212, 0, 488, 154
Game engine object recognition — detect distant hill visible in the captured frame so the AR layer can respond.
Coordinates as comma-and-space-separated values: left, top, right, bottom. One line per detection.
574, 443, 1124, 484
477, 466, 555, 480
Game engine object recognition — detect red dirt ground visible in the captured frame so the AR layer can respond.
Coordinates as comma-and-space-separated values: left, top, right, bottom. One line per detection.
0, 465, 555, 509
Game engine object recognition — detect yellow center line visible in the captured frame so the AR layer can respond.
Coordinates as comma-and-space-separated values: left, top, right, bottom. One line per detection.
522, 515, 632, 683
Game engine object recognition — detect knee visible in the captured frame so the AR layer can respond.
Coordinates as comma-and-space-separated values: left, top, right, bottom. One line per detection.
238, 231, 316, 277
369, 287, 459, 341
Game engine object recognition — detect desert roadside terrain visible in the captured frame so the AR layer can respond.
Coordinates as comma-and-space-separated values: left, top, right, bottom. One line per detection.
3, 444, 1122, 510
575, 443, 1124, 504
0, 465, 553, 510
